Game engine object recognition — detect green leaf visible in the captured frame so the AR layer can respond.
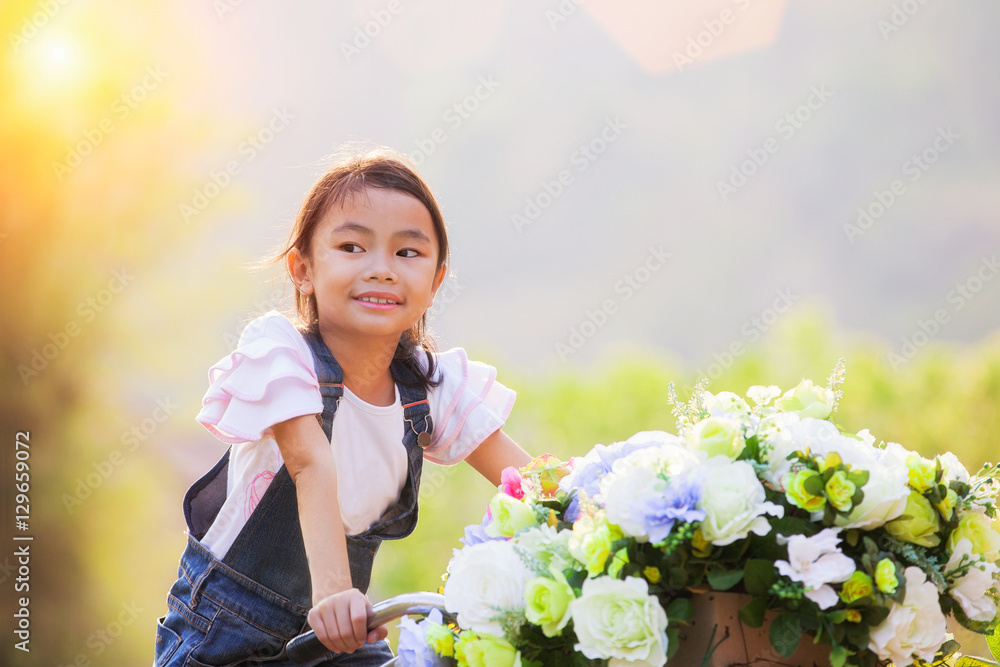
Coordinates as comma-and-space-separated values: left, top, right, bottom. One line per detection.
743, 559, 777, 596
665, 597, 695, 624
769, 612, 803, 659
956, 658, 1000, 667
804, 475, 824, 496
829, 644, 849, 667
989, 621, 1000, 660
607, 547, 629, 578
707, 568, 744, 591
665, 627, 680, 660
738, 596, 767, 628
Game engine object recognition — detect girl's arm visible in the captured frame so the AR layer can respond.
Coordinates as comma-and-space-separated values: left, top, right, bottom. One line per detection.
270, 415, 387, 653
463, 427, 532, 486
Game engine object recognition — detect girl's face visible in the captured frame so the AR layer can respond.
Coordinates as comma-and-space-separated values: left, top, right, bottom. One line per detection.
290, 187, 445, 345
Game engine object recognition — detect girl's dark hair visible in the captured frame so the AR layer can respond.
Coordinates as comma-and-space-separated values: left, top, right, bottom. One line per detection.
274, 145, 449, 389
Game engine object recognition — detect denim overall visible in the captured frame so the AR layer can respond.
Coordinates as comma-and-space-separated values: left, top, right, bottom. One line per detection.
153, 330, 433, 667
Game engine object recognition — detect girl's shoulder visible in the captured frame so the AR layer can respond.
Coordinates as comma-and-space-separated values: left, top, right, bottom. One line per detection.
237, 310, 308, 350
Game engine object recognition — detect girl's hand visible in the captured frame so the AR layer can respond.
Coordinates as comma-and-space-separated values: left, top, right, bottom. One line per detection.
307, 588, 388, 654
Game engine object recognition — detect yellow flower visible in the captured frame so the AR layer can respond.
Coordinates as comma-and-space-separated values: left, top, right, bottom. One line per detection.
524, 573, 575, 637
569, 513, 622, 577
691, 527, 712, 558
485, 493, 537, 538
906, 454, 937, 494
825, 470, 857, 512
885, 491, 941, 547
934, 487, 958, 521
839, 571, 874, 604
786, 469, 827, 512
875, 558, 898, 594
947, 511, 1000, 562
845, 609, 862, 623
425, 623, 455, 658
454, 631, 520, 667
643, 566, 662, 584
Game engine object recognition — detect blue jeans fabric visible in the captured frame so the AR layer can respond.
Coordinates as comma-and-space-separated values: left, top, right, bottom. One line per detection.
153, 535, 394, 667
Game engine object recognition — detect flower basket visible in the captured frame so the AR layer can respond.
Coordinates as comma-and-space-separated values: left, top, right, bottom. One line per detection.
397, 361, 1000, 667
676, 592, 830, 667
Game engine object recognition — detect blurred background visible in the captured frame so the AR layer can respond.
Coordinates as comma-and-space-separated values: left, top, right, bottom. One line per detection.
2, 0, 999, 663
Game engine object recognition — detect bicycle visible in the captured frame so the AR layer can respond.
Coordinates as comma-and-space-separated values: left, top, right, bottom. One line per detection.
285, 592, 454, 667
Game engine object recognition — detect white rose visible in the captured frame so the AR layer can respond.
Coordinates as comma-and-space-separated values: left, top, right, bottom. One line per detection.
937, 451, 971, 485
703, 390, 751, 415
686, 415, 745, 459
570, 576, 668, 667
697, 457, 783, 546
443, 540, 532, 636
835, 441, 910, 530
602, 465, 667, 540
774, 379, 836, 419
947, 538, 1000, 622
868, 567, 948, 666
758, 414, 843, 489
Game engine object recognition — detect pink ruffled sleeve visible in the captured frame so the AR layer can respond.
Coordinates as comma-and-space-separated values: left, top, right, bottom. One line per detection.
196, 311, 323, 444
421, 348, 516, 466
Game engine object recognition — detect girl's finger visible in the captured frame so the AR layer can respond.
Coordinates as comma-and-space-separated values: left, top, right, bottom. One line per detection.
308, 607, 342, 654
348, 594, 369, 648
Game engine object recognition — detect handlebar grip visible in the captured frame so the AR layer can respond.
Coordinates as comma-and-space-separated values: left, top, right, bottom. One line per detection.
285, 592, 454, 665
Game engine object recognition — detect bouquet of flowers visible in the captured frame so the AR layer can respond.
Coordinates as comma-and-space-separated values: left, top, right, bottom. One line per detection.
398, 361, 1000, 667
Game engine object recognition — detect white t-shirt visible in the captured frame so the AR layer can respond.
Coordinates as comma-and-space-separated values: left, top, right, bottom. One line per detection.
194, 311, 516, 560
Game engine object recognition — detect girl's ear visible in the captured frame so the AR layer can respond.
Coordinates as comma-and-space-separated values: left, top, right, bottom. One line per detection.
429, 263, 447, 305
288, 248, 313, 295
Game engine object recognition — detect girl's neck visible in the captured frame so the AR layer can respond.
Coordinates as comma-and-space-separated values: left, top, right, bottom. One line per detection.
319, 330, 398, 407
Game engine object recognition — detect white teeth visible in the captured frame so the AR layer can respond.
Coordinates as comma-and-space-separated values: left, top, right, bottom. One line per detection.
359, 296, 396, 304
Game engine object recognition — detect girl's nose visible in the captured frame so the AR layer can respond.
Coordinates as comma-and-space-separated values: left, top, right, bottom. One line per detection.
364, 253, 397, 282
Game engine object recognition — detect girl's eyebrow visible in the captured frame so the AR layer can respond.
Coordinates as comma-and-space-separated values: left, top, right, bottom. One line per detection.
333, 221, 431, 243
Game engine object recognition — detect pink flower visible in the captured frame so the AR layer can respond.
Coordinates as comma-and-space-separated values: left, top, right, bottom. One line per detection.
500, 467, 525, 499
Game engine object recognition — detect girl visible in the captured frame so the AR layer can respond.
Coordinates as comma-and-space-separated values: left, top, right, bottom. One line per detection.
153, 146, 531, 666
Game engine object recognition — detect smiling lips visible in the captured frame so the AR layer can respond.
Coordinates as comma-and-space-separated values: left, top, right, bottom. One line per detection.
354, 292, 401, 309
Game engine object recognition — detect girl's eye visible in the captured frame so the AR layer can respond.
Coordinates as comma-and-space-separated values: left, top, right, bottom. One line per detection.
339, 243, 364, 253
397, 249, 420, 258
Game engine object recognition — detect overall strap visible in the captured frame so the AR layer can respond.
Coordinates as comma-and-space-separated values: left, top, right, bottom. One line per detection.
219, 328, 345, 605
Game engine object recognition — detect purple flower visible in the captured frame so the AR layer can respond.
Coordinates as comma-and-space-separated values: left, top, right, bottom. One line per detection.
641, 473, 706, 543
397, 609, 452, 667
460, 513, 502, 546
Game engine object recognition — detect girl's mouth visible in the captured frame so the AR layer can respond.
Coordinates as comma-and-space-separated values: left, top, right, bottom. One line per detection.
355, 295, 401, 310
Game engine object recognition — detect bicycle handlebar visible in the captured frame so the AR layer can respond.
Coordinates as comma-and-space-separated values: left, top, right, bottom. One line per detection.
285, 592, 455, 665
